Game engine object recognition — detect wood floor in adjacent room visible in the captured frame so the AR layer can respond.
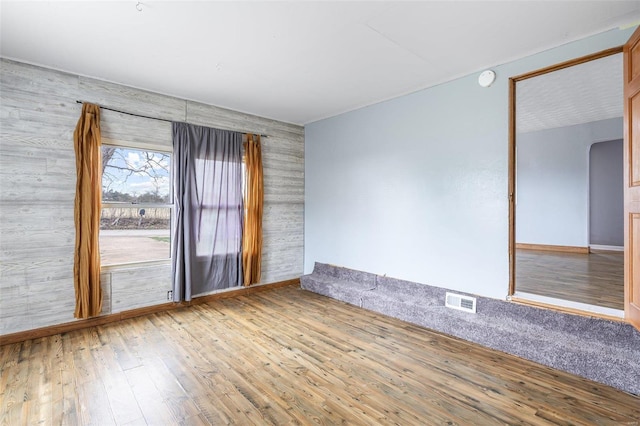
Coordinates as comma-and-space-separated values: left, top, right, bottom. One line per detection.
516, 249, 624, 310
1, 286, 638, 425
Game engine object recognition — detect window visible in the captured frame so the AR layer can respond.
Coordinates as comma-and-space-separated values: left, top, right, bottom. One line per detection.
192, 158, 244, 258
100, 146, 172, 266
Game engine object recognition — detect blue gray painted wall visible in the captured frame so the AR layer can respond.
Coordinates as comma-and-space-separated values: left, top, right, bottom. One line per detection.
304, 27, 635, 300
590, 139, 624, 246
516, 118, 623, 247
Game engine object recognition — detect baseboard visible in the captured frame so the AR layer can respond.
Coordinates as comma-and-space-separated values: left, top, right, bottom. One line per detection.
0, 278, 300, 346
510, 293, 625, 322
589, 245, 624, 253
515, 243, 589, 254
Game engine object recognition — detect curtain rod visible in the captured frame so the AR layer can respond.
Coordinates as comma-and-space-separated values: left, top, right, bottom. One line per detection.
75, 100, 268, 138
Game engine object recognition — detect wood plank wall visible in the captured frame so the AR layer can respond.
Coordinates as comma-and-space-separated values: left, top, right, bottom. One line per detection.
0, 59, 304, 335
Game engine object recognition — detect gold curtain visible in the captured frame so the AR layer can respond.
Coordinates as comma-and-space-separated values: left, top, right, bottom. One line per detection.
243, 134, 264, 286
73, 103, 103, 318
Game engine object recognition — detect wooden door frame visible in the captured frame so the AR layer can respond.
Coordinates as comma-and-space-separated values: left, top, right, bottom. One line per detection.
623, 28, 640, 329
507, 47, 624, 296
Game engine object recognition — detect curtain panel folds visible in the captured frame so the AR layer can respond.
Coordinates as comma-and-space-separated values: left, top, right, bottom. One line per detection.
172, 123, 244, 301
73, 103, 103, 318
242, 134, 264, 286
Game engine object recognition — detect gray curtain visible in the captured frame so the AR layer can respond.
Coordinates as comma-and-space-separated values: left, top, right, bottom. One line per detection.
172, 122, 244, 301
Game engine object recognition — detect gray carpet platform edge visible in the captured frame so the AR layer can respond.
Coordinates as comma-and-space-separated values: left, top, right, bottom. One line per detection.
300, 262, 640, 396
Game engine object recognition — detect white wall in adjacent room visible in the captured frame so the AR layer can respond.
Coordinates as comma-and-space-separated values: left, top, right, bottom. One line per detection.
516, 117, 622, 247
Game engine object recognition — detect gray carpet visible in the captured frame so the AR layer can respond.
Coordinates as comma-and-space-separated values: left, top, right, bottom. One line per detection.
301, 262, 640, 396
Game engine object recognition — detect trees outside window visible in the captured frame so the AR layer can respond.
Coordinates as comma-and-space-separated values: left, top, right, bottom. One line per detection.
100, 146, 172, 266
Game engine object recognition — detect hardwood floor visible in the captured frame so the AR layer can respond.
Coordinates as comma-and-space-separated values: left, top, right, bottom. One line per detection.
1, 286, 638, 425
516, 249, 624, 310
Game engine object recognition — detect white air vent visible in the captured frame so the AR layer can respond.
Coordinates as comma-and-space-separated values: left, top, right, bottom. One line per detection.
445, 292, 477, 313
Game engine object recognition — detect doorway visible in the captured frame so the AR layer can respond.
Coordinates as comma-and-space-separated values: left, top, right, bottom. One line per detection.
508, 49, 625, 317
589, 139, 624, 250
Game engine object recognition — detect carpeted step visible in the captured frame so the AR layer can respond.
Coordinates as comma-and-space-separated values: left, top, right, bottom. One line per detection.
300, 262, 640, 396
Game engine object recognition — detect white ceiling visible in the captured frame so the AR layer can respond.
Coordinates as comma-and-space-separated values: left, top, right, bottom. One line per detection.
1, 1, 639, 125
517, 53, 623, 134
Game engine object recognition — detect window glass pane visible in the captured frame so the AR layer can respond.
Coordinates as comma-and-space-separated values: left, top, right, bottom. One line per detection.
102, 146, 170, 203
100, 207, 170, 265
100, 146, 172, 265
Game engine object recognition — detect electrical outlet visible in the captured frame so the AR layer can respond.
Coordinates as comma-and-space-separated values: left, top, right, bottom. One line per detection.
167, 290, 173, 301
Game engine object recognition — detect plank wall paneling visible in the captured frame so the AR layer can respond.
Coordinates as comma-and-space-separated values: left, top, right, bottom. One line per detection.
0, 58, 305, 335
